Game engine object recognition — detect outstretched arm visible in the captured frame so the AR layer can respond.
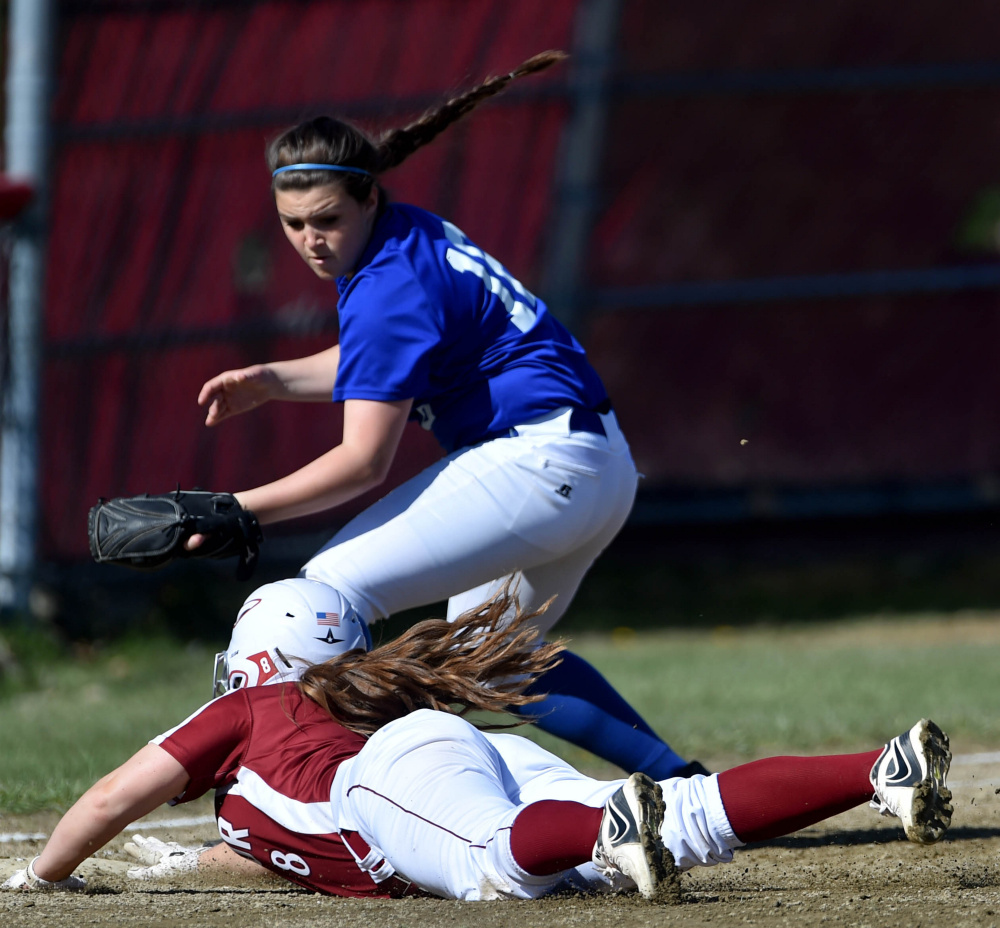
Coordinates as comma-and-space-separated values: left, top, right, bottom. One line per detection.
232, 396, 413, 525
31, 744, 190, 882
198, 344, 342, 426
183, 395, 412, 549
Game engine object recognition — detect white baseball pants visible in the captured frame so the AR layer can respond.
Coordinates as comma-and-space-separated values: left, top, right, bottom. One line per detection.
333, 710, 742, 901
301, 407, 638, 634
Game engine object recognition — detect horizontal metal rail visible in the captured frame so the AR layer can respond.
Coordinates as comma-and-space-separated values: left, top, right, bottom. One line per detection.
55, 84, 567, 143
55, 59, 1000, 144
45, 311, 340, 358
44, 261, 1000, 359
589, 263, 1000, 310
613, 60, 1000, 97
631, 478, 1000, 525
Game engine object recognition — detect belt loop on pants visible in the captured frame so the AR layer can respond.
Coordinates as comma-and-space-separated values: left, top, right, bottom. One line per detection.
567, 407, 606, 437
568, 398, 612, 437
471, 400, 614, 446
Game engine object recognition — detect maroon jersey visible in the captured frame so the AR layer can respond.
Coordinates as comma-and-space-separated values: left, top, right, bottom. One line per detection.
153, 684, 410, 897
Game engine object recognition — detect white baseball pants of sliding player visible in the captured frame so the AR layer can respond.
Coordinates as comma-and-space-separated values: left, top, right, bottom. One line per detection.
301, 406, 638, 633
333, 709, 742, 901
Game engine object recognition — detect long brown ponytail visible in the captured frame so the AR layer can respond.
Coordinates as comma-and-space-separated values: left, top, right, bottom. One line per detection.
374, 50, 567, 172
267, 51, 568, 199
297, 586, 563, 735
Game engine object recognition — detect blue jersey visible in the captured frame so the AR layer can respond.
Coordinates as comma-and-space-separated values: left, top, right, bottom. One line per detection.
333, 204, 608, 453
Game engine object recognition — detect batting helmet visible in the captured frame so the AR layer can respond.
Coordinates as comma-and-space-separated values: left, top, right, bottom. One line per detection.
212, 578, 372, 697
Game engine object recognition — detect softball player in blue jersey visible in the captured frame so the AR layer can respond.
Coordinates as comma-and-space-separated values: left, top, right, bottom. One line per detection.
194, 51, 703, 780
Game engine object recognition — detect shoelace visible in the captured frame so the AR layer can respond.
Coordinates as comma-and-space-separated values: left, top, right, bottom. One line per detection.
869, 792, 894, 815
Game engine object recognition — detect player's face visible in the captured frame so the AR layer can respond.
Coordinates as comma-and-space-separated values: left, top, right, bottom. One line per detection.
275, 182, 379, 280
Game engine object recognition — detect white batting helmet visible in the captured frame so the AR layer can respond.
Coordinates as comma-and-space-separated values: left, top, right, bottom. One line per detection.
212, 578, 372, 697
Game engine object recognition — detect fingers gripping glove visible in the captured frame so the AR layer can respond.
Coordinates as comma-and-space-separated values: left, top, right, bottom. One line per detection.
88, 489, 263, 580
123, 835, 209, 880
2, 856, 86, 891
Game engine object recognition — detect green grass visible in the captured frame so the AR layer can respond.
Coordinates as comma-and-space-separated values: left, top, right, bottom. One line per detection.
0, 635, 216, 813
568, 618, 1000, 755
1, 613, 999, 812
493, 614, 1000, 775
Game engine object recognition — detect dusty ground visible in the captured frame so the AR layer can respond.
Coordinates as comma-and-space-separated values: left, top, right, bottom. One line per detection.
0, 753, 996, 928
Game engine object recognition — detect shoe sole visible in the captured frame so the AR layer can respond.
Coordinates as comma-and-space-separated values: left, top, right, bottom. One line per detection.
906, 719, 954, 845
627, 774, 683, 904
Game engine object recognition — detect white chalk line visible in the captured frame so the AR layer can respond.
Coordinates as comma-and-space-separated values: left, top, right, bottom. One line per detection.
951, 751, 1000, 766
1, 754, 998, 843
123, 815, 216, 832
948, 751, 1000, 786
0, 814, 216, 843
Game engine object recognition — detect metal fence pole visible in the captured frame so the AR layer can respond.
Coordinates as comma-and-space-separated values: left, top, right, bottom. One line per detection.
0, 0, 54, 612
541, 0, 621, 334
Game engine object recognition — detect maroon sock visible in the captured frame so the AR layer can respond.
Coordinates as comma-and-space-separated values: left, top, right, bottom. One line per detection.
508, 800, 604, 875
717, 749, 883, 843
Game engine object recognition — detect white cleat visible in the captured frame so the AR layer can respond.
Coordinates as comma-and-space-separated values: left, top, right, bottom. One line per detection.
593, 772, 677, 902
869, 718, 953, 845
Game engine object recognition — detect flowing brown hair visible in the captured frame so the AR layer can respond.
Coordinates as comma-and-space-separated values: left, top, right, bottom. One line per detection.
297, 586, 563, 735
267, 50, 568, 201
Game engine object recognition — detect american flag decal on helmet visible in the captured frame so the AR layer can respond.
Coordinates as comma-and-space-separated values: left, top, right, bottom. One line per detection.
316, 611, 340, 626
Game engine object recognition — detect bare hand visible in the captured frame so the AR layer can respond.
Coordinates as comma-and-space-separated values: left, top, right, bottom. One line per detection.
198, 365, 278, 427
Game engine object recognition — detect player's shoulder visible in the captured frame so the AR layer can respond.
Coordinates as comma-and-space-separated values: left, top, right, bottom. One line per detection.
341, 204, 452, 309
242, 682, 342, 720
341, 204, 422, 282
386, 201, 445, 231
205, 681, 302, 719
238, 681, 307, 708
213, 683, 335, 739
373, 203, 450, 260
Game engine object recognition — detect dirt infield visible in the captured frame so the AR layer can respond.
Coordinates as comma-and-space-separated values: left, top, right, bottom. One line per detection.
0, 754, 996, 928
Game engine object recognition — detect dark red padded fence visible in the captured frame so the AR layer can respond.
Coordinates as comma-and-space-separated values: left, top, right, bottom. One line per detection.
43, 0, 577, 557
37, 0, 1000, 559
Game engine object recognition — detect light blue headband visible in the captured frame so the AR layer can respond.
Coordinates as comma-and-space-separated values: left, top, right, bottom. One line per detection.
272, 163, 372, 178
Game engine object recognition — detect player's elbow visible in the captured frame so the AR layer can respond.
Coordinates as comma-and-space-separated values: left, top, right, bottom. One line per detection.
355, 451, 394, 488
83, 778, 128, 832
340, 438, 397, 488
